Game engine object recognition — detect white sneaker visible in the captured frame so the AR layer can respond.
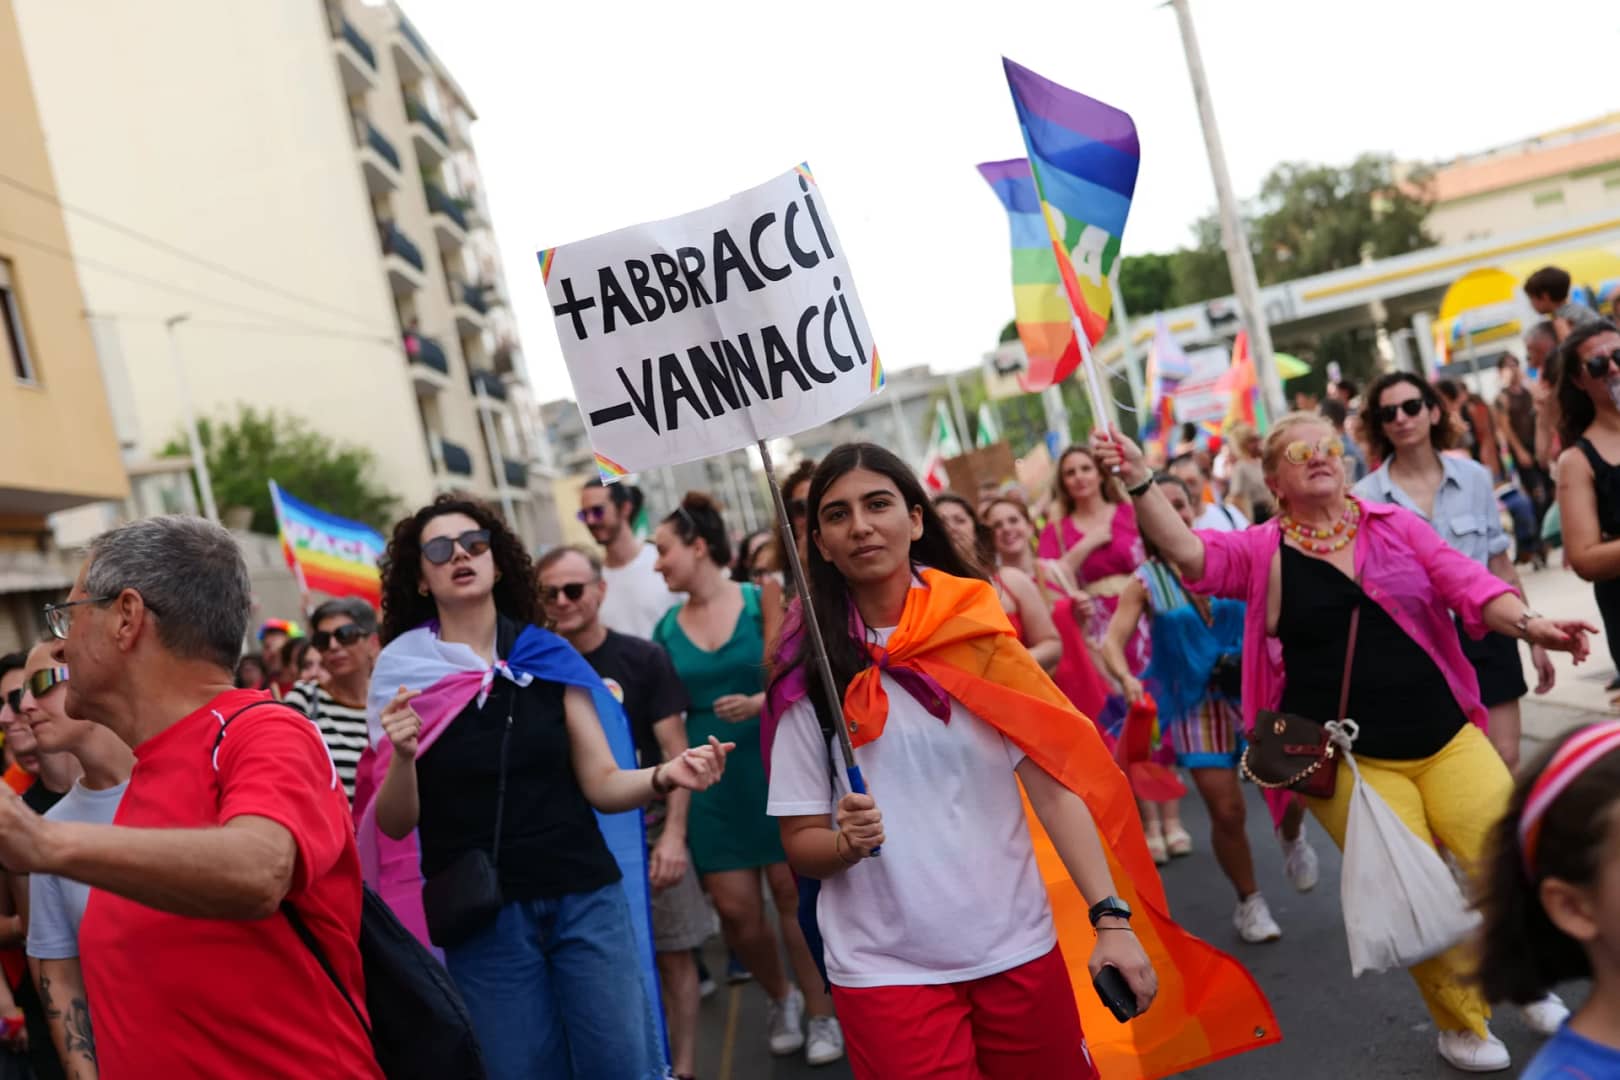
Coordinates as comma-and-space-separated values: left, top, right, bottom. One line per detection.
1281, 829, 1320, 893
1520, 992, 1570, 1037
805, 1015, 845, 1066
767, 987, 805, 1056
1436, 1028, 1511, 1072
1233, 893, 1282, 943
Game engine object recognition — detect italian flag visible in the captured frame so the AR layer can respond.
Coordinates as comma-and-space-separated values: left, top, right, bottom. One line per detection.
922, 399, 962, 491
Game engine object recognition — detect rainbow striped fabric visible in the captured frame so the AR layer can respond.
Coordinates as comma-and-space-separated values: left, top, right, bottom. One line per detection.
989, 58, 1139, 392
269, 482, 385, 606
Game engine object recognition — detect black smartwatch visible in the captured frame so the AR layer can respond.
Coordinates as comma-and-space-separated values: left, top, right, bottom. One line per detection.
1088, 895, 1132, 927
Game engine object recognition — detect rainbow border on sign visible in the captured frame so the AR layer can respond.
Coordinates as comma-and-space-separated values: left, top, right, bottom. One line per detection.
594, 452, 627, 482
538, 248, 555, 283
870, 347, 884, 391
795, 163, 816, 187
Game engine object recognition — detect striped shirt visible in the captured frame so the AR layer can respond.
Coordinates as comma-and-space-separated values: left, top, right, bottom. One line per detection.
283, 681, 369, 801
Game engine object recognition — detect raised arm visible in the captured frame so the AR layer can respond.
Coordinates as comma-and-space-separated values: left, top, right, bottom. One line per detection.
1091, 429, 1207, 581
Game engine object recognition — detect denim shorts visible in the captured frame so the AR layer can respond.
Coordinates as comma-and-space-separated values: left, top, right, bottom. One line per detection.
444, 883, 664, 1079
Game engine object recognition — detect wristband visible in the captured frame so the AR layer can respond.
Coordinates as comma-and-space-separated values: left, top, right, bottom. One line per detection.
1124, 473, 1154, 498
651, 762, 673, 797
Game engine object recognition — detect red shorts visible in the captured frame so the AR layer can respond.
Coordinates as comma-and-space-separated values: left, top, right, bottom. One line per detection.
830, 945, 1097, 1080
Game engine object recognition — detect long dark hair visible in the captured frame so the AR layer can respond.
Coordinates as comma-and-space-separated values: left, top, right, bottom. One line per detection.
1363, 372, 1452, 462
378, 495, 536, 644
933, 492, 995, 571
661, 491, 731, 566
1477, 725, 1620, 1004
768, 443, 984, 728
1556, 318, 1618, 447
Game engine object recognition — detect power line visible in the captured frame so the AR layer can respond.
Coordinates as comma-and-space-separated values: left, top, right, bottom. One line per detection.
0, 226, 399, 345
0, 170, 392, 332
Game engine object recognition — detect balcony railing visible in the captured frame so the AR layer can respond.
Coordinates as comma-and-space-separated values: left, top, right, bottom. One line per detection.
379, 221, 424, 271
459, 280, 490, 314
425, 182, 468, 231
439, 437, 473, 477
503, 459, 528, 489
338, 18, 376, 69
404, 333, 448, 375
364, 122, 400, 171
398, 15, 431, 64
405, 99, 450, 147
492, 342, 519, 376
469, 368, 507, 401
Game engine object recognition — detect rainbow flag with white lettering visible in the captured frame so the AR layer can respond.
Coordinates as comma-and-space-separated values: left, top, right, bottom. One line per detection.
984, 59, 1138, 393
268, 481, 385, 606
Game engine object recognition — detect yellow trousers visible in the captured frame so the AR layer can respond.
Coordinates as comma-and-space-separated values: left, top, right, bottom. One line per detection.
1303, 723, 1510, 1037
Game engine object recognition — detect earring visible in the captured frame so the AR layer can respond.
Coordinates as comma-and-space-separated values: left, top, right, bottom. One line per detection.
418, 585, 429, 597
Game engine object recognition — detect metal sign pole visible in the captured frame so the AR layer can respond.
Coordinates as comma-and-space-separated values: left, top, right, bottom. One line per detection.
755, 439, 877, 849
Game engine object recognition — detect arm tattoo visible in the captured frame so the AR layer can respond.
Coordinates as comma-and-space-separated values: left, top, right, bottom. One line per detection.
38, 973, 61, 1021
65, 996, 95, 1063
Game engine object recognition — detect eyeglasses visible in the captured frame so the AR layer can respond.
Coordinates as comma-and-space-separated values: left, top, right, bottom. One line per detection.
787, 498, 808, 520
1281, 436, 1345, 465
43, 594, 162, 640
539, 582, 593, 605
312, 623, 368, 651
421, 529, 491, 566
576, 506, 609, 524
1584, 349, 1620, 380
2, 689, 18, 713
1375, 399, 1425, 424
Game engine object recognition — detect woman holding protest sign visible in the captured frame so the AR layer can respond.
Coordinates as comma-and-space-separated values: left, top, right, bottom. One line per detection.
1091, 416, 1596, 1073
652, 492, 844, 1067
766, 443, 1290, 1079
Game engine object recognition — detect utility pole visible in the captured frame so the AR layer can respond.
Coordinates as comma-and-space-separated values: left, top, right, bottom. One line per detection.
164, 315, 219, 523
1169, 0, 1286, 420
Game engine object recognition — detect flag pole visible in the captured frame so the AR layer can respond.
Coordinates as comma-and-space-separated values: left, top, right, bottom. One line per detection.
755, 438, 879, 852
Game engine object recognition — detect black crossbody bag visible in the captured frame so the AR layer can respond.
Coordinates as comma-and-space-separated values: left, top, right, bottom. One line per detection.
420, 692, 515, 948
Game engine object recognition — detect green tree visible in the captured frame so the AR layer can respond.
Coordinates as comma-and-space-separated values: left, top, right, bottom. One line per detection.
1250, 154, 1434, 284
1168, 213, 1234, 305
1116, 252, 1175, 316
163, 406, 400, 535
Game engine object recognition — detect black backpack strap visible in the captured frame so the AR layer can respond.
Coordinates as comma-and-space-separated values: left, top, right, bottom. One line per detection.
209, 698, 286, 771
283, 900, 371, 1038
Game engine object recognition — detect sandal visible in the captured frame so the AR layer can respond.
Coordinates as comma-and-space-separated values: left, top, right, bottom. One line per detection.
1144, 829, 1169, 865
1165, 826, 1194, 857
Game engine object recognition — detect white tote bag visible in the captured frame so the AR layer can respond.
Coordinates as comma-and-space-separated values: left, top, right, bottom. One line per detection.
1329, 721, 1481, 976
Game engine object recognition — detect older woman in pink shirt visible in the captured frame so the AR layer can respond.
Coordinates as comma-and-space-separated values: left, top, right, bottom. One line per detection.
1093, 412, 1595, 1075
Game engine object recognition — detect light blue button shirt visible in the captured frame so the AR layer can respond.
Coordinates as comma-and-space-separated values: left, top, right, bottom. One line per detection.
1353, 454, 1510, 566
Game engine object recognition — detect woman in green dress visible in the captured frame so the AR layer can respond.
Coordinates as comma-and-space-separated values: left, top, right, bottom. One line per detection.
652, 493, 844, 1065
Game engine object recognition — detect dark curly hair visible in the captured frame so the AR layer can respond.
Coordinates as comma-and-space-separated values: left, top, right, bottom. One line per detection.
378, 495, 536, 644
1362, 372, 1453, 462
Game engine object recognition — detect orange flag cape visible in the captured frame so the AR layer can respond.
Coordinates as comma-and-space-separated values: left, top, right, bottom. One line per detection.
843, 569, 1279, 1078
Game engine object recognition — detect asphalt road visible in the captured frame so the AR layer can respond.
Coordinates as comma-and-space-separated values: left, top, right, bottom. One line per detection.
692, 769, 1587, 1079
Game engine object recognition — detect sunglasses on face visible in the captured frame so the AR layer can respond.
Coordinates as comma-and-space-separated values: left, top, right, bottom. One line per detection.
312, 624, 368, 651
1376, 399, 1426, 424
421, 529, 491, 566
1584, 349, 1620, 380
576, 506, 609, 524
1281, 436, 1345, 465
7, 666, 69, 711
539, 582, 593, 605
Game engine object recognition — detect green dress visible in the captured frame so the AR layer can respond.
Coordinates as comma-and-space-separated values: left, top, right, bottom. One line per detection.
654, 583, 784, 874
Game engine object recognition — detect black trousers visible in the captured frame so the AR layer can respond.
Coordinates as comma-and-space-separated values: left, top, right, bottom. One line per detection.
1595, 577, 1620, 675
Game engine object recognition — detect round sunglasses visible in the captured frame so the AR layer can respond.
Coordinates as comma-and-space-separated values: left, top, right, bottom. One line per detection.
1583, 348, 1620, 380
421, 529, 491, 566
1281, 436, 1344, 465
539, 582, 594, 605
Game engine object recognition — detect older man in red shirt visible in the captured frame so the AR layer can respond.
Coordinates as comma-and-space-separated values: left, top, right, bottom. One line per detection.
0, 517, 378, 1080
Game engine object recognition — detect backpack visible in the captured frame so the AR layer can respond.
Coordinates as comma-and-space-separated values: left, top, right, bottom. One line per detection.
213, 701, 486, 1079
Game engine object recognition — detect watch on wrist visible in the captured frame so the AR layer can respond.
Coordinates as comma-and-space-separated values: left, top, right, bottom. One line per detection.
1514, 609, 1543, 640
1088, 895, 1132, 927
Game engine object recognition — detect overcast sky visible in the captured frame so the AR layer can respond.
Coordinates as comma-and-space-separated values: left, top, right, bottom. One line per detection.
402, 0, 1617, 403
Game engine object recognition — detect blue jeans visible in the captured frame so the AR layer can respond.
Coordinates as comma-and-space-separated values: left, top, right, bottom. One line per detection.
444, 884, 663, 1080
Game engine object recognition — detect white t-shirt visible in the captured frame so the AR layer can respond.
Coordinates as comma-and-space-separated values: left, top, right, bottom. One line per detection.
767, 629, 1055, 988
1194, 502, 1248, 532
599, 543, 679, 640
28, 779, 128, 959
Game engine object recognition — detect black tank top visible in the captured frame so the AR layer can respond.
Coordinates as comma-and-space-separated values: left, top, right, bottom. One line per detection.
1276, 546, 1466, 761
1577, 438, 1620, 538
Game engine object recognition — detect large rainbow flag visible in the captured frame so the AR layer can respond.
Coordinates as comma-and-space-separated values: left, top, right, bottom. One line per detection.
268, 481, 385, 607
992, 58, 1139, 393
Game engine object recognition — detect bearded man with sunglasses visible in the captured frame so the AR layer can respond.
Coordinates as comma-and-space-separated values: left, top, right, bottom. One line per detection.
284, 598, 379, 802
536, 545, 714, 1080
580, 479, 680, 638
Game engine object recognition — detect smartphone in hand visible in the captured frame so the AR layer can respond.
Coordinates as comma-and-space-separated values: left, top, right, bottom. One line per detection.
1093, 965, 1139, 1022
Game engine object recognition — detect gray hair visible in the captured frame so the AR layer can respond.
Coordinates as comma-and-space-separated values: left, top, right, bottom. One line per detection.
310, 596, 378, 634
85, 516, 250, 670
535, 544, 603, 578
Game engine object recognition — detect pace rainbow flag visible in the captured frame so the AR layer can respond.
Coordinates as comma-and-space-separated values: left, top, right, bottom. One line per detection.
988, 58, 1139, 393
268, 481, 385, 607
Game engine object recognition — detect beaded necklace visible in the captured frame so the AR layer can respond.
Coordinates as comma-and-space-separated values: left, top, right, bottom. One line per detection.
1279, 499, 1361, 555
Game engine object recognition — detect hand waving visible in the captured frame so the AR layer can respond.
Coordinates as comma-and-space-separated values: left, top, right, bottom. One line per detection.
659, 736, 735, 793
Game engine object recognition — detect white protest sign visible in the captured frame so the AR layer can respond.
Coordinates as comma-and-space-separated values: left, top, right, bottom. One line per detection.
539, 164, 881, 481
1173, 345, 1231, 425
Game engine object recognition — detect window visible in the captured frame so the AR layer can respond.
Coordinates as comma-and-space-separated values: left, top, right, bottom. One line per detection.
0, 259, 35, 383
